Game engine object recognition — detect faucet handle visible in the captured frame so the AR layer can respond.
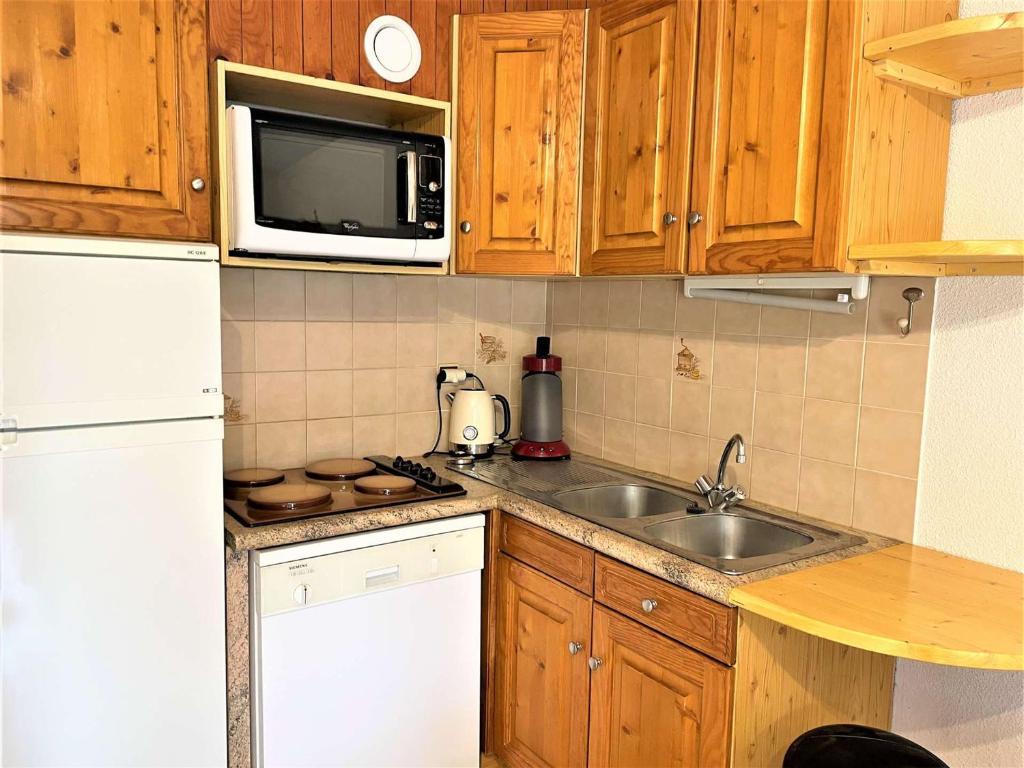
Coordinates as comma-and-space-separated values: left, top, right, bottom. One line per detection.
695, 475, 714, 496
722, 486, 746, 505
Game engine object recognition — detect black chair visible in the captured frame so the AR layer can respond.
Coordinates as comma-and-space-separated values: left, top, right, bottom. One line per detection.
783, 724, 949, 768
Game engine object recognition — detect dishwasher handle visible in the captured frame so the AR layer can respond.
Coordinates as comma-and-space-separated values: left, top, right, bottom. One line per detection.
365, 565, 401, 589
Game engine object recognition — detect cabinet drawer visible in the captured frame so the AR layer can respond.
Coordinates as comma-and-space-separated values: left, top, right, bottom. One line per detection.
594, 555, 736, 664
499, 516, 594, 595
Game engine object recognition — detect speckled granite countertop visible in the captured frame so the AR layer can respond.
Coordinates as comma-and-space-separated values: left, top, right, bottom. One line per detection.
224, 453, 895, 606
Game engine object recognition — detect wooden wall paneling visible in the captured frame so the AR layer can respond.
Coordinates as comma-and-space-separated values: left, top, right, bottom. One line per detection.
730, 611, 895, 768
527, 1, 550, 11
240, 0, 273, 66
384, 0, 413, 93
507, 1, 529, 12
483, 1, 509, 13
410, 0, 437, 97
435, 0, 460, 100
209, 0, 243, 60
302, 0, 333, 78
272, 0, 303, 72
359, 0, 388, 87
461, 0, 485, 13
331, 0, 361, 83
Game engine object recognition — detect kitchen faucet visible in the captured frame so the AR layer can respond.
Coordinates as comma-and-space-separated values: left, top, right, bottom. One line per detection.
694, 433, 747, 511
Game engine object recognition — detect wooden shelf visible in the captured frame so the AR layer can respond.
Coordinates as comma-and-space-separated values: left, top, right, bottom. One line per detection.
865, 12, 1024, 97
731, 544, 1024, 671
848, 240, 1024, 276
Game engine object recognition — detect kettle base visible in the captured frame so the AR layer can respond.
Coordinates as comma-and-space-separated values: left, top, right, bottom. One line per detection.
511, 439, 572, 461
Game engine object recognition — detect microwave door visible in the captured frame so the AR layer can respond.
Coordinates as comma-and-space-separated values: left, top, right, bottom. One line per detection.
252, 122, 417, 241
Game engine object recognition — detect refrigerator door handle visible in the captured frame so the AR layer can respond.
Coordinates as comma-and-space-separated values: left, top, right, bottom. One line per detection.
1, 417, 17, 449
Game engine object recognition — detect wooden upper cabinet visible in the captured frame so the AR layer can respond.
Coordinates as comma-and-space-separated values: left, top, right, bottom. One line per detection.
687, 0, 954, 275
0, 0, 211, 240
455, 11, 584, 275
579, 0, 699, 276
494, 554, 592, 768
588, 606, 733, 768
687, 0, 837, 274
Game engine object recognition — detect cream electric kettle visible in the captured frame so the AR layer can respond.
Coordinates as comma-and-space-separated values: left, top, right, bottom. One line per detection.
446, 386, 511, 457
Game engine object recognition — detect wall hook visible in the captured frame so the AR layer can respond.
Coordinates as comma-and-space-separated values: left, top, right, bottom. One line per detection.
897, 287, 924, 337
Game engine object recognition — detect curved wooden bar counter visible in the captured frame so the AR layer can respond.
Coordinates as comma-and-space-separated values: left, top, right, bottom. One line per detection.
730, 543, 1023, 671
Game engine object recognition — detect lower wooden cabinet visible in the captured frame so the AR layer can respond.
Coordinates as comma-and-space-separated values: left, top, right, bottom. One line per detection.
492, 539, 733, 768
588, 606, 732, 767
494, 554, 592, 768
489, 515, 898, 768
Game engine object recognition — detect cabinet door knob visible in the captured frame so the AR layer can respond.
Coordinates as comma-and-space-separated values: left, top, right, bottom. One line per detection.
568, 641, 583, 655
641, 598, 658, 613
190, 177, 206, 192
459, 220, 472, 234
588, 656, 603, 671
687, 211, 703, 225
663, 211, 678, 226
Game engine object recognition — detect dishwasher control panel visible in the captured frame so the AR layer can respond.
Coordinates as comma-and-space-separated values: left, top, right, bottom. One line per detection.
256, 525, 484, 617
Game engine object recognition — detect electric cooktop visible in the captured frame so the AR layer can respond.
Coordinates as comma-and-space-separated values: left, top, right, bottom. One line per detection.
224, 455, 467, 527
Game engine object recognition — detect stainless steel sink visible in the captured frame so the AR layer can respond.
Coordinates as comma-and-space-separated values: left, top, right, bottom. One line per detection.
551, 484, 691, 518
643, 514, 812, 561
451, 458, 866, 575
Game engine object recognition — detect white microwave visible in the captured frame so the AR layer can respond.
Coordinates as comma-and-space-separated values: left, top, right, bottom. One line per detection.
226, 105, 451, 265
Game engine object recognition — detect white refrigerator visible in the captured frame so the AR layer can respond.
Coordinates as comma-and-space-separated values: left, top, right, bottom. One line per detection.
0, 234, 227, 766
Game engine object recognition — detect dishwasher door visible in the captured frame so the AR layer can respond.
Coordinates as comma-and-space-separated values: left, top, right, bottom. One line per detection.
251, 515, 485, 768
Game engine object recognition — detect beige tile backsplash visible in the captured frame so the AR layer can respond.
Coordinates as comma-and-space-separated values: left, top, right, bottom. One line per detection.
549, 277, 935, 542
221, 269, 546, 473
221, 267, 932, 543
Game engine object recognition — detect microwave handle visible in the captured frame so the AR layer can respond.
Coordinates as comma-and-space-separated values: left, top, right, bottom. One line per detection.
403, 150, 418, 224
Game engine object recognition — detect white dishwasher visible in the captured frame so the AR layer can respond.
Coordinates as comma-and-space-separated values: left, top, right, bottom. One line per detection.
250, 514, 485, 768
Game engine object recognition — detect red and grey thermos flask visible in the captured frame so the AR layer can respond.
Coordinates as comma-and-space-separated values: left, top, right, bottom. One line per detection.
512, 336, 571, 461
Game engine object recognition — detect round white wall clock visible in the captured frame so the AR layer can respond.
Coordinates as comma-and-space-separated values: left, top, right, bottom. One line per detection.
363, 15, 422, 84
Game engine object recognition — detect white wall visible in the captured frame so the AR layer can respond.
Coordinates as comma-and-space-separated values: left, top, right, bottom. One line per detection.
891, 1, 1024, 764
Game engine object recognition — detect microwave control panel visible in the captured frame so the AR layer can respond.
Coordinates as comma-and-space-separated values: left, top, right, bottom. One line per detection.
415, 138, 445, 238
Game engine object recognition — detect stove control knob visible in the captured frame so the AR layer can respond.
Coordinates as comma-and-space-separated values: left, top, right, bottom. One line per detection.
293, 584, 312, 605
420, 467, 436, 481
412, 462, 423, 473
393, 456, 404, 468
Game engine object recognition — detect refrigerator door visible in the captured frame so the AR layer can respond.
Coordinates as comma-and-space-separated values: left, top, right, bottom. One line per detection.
1, 418, 227, 767
0, 236, 222, 430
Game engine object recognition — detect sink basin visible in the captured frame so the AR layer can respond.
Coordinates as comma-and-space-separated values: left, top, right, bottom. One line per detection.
451, 456, 866, 575
551, 484, 691, 519
643, 514, 813, 560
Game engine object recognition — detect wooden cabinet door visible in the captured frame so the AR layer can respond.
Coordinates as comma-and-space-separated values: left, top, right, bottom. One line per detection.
494, 554, 592, 768
0, 0, 211, 240
588, 606, 733, 768
687, 0, 852, 274
579, 0, 699, 276
456, 10, 584, 275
